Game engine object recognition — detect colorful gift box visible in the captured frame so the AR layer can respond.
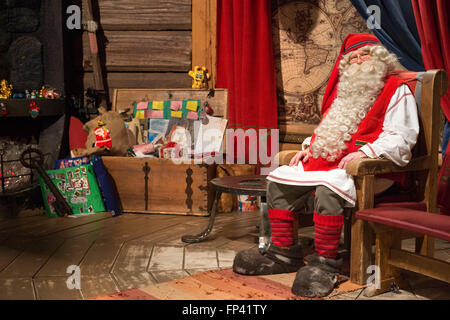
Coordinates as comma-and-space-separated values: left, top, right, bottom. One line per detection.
39, 164, 105, 217
55, 156, 122, 217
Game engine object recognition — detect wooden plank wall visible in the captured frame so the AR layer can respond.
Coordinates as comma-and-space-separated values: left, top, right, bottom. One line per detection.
192, 0, 217, 89
80, 0, 193, 99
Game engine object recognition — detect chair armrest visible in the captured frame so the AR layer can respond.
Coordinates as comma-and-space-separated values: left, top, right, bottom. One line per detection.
346, 156, 431, 176
275, 150, 299, 166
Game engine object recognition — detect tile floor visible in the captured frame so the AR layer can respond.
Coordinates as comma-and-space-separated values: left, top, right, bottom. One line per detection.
0, 209, 449, 300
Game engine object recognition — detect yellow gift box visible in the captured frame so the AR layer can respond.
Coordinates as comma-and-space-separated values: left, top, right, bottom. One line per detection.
186, 100, 198, 112
171, 111, 183, 118
135, 110, 145, 119
152, 101, 164, 110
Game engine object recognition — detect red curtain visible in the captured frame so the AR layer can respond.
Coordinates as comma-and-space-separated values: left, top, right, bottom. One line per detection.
216, 0, 278, 163
412, 0, 450, 120
412, 0, 450, 215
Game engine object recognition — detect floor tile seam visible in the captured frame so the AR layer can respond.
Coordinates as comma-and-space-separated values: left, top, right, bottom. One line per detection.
32, 238, 68, 279
108, 272, 122, 296
183, 246, 222, 270
145, 245, 155, 274
32, 275, 84, 300
3, 214, 113, 240
0, 249, 25, 274
118, 220, 187, 244
76, 237, 100, 270
108, 241, 126, 276
0, 217, 47, 233
110, 222, 192, 280
108, 246, 159, 285
32, 216, 114, 239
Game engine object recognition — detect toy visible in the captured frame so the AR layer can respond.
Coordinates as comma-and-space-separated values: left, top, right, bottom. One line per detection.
94, 120, 112, 150
13, 93, 25, 99
0, 80, 13, 99
0, 102, 8, 116
29, 101, 40, 118
77, 108, 132, 157
188, 66, 210, 89
42, 85, 60, 99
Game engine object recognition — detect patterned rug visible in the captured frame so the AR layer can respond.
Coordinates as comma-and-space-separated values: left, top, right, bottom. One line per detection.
88, 268, 365, 300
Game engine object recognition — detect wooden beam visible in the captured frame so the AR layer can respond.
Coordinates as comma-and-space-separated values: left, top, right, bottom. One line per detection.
279, 142, 302, 152
192, 0, 217, 89
364, 224, 403, 297
83, 0, 105, 92
279, 123, 316, 136
389, 248, 450, 283
85, 0, 192, 31
346, 156, 431, 176
83, 72, 192, 100
421, 71, 445, 214
82, 31, 192, 72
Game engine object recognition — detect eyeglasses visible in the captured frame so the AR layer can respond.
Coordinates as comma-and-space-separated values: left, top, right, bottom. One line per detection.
349, 52, 371, 64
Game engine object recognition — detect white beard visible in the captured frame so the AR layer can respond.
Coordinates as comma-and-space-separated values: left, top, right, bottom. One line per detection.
310, 56, 389, 161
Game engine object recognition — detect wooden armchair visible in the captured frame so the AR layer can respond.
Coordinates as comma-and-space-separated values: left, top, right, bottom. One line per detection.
352, 69, 449, 296
275, 69, 449, 286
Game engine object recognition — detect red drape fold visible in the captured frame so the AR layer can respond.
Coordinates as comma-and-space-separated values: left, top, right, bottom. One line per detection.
216, 0, 278, 132
412, 0, 450, 215
411, 0, 450, 120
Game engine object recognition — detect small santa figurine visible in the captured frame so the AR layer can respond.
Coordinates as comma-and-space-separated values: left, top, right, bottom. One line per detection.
94, 120, 112, 150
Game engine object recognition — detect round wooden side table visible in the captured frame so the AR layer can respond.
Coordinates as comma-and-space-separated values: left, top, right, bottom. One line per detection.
181, 175, 270, 251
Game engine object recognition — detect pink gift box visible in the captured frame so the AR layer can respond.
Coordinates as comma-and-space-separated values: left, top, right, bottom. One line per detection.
136, 102, 148, 110
146, 110, 163, 119
170, 100, 182, 111
186, 111, 199, 120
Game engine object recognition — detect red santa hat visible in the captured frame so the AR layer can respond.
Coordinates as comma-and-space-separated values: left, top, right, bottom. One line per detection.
321, 33, 380, 115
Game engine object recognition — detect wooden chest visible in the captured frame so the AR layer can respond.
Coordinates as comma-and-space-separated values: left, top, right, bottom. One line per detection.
102, 88, 227, 216
102, 157, 216, 216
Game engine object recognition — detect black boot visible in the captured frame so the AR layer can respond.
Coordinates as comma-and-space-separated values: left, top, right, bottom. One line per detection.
291, 253, 343, 298
232, 243, 304, 276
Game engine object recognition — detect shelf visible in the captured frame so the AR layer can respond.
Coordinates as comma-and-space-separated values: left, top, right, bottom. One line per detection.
0, 99, 67, 118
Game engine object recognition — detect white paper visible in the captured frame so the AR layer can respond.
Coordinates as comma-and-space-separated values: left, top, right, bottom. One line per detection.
194, 115, 228, 155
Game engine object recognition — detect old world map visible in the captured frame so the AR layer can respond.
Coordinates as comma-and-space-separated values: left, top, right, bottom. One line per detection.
272, 0, 370, 127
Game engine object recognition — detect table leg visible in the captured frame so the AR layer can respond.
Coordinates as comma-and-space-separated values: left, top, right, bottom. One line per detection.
258, 198, 271, 253
181, 191, 222, 243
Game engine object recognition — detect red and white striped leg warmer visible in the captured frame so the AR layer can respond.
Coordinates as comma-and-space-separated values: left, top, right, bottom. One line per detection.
268, 208, 295, 247
313, 211, 344, 259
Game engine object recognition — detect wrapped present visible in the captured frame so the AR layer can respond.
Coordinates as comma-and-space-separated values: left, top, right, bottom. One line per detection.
56, 156, 122, 217
39, 164, 105, 217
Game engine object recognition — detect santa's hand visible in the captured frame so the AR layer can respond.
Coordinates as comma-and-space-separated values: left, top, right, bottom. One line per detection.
338, 151, 367, 169
289, 149, 310, 166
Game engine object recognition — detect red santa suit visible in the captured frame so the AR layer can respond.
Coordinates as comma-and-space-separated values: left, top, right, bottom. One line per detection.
267, 33, 420, 258
268, 77, 419, 206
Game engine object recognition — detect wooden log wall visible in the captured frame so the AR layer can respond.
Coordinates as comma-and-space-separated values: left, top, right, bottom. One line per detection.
79, 0, 194, 100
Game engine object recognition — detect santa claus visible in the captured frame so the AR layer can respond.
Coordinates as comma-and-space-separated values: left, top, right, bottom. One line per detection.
94, 120, 112, 150
232, 33, 420, 298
